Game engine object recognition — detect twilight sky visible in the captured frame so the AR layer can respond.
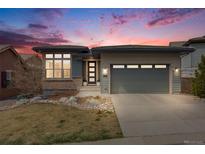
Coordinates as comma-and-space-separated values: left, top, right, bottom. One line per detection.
0, 8, 205, 54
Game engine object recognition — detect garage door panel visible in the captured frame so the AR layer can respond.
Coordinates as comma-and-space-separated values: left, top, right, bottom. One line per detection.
111, 66, 169, 94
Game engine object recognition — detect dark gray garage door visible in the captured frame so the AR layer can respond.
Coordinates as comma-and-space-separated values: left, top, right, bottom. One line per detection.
111, 64, 169, 94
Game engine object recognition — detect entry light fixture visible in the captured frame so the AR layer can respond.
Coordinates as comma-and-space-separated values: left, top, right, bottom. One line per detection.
174, 67, 180, 76
102, 68, 108, 77
175, 67, 179, 73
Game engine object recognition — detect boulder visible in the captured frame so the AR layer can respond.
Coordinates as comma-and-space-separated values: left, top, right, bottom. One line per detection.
68, 96, 78, 106
16, 99, 29, 106
59, 97, 69, 103
29, 96, 42, 103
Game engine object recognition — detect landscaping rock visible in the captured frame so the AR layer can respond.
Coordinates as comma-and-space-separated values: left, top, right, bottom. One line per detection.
68, 96, 78, 105
29, 96, 42, 103
16, 93, 34, 100
59, 97, 69, 103
16, 99, 29, 106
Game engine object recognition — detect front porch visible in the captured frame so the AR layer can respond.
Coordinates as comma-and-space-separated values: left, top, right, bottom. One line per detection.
82, 57, 101, 86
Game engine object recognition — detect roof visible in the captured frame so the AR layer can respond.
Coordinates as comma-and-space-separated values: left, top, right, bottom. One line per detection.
0, 44, 25, 64
32, 45, 90, 54
183, 36, 205, 46
0, 45, 12, 53
169, 41, 186, 47
32, 44, 195, 55
91, 45, 195, 55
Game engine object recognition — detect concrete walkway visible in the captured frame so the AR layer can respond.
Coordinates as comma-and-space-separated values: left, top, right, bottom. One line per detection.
70, 132, 205, 144
112, 94, 205, 138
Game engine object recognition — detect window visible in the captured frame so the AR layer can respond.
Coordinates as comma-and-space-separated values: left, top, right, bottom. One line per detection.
127, 65, 139, 68
141, 65, 152, 68
54, 54, 62, 58
63, 54, 70, 58
45, 54, 71, 79
89, 78, 95, 82
45, 54, 53, 58
89, 73, 95, 77
1, 71, 13, 88
89, 68, 95, 72
113, 65, 125, 69
89, 62, 95, 67
155, 65, 167, 69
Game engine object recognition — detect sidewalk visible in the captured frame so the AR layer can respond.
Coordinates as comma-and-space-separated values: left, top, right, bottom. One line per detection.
69, 132, 205, 145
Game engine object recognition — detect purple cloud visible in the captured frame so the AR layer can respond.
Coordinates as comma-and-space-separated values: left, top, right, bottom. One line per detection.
147, 8, 205, 27
112, 13, 128, 25
0, 30, 49, 47
33, 8, 66, 20
28, 24, 48, 29
0, 30, 71, 49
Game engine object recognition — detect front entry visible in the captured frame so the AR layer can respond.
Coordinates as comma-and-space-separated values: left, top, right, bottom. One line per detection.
88, 61, 96, 85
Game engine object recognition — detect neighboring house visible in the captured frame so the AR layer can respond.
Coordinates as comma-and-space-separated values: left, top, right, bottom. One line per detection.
0, 45, 25, 100
33, 45, 194, 94
170, 36, 205, 93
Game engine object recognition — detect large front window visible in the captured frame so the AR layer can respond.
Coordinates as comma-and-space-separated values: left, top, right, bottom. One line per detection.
45, 54, 71, 79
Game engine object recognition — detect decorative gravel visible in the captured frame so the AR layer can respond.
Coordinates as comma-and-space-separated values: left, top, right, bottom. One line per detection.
0, 96, 114, 112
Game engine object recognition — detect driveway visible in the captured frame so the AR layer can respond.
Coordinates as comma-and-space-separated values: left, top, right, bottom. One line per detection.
112, 94, 205, 138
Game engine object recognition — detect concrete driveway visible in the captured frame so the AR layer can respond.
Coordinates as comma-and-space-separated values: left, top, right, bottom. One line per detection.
112, 94, 205, 138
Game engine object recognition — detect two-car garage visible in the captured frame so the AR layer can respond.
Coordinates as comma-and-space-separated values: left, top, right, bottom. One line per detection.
91, 45, 195, 94
111, 64, 169, 94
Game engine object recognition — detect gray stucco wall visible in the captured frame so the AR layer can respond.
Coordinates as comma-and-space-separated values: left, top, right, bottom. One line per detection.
181, 43, 205, 77
100, 52, 181, 94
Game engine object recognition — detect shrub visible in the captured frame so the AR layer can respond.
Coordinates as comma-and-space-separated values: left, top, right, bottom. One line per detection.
192, 55, 205, 98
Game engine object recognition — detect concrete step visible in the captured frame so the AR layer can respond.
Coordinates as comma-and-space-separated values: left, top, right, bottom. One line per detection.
79, 86, 100, 91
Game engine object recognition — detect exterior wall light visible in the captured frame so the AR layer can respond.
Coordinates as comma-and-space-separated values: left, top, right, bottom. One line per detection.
174, 67, 180, 76
175, 68, 179, 73
102, 68, 108, 77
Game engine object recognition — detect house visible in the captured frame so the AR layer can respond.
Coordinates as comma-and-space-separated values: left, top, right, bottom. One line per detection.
170, 36, 205, 93
0, 45, 25, 100
32, 45, 194, 95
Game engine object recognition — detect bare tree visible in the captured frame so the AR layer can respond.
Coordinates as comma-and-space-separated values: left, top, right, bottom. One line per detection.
13, 56, 42, 95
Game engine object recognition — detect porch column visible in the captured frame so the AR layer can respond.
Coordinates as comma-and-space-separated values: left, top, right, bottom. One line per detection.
85, 61, 88, 81
96, 60, 98, 82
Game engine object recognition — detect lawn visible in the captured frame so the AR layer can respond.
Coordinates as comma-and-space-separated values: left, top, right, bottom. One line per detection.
0, 103, 122, 144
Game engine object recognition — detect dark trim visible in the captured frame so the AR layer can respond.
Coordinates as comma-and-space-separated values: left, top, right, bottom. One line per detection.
183, 36, 205, 46
33, 45, 90, 54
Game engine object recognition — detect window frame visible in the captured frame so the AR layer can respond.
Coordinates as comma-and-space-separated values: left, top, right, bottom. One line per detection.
45, 53, 72, 80
1, 70, 13, 88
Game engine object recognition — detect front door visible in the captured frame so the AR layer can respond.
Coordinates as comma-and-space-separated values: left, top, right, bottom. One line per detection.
88, 61, 96, 84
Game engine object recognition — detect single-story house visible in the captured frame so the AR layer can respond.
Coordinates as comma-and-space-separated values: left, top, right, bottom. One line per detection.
170, 36, 205, 93
32, 45, 194, 94
0, 45, 25, 100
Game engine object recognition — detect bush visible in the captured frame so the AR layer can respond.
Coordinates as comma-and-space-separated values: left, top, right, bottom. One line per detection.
192, 55, 205, 98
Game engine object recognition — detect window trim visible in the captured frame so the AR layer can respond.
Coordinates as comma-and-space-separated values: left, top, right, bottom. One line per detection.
45, 53, 72, 80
